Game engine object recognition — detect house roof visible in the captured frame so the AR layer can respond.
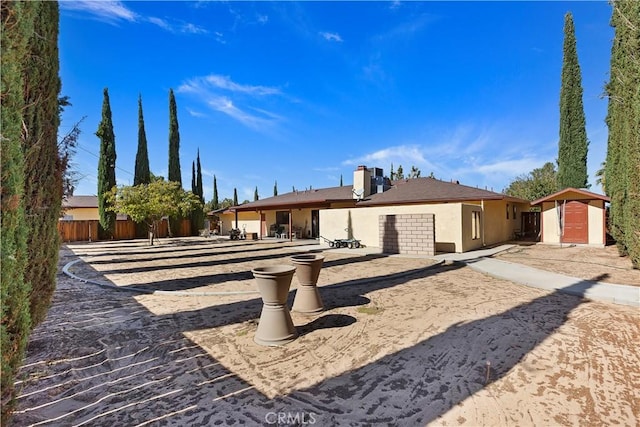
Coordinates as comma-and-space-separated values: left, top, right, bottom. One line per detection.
357, 177, 528, 206
223, 185, 355, 213
531, 187, 610, 205
225, 178, 527, 213
62, 195, 98, 208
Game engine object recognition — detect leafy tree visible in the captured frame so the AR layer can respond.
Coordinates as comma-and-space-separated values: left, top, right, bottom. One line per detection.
557, 12, 589, 189
1, 1, 35, 419
213, 175, 219, 209
254, 186, 259, 201
396, 164, 405, 180
96, 88, 117, 238
408, 166, 421, 178
273, 180, 278, 196
605, 0, 639, 267
233, 187, 238, 206
219, 197, 234, 209
134, 95, 150, 186
57, 115, 83, 197
389, 163, 395, 181
105, 181, 202, 245
595, 161, 606, 193
503, 162, 558, 201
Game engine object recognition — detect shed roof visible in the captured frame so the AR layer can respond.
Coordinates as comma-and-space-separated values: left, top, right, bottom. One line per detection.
531, 188, 610, 205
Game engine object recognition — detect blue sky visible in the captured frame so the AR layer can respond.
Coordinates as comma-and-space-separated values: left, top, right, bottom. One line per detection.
59, 1, 613, 202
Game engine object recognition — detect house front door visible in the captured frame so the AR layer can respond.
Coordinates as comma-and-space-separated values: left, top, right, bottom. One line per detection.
311, 210, 320, 238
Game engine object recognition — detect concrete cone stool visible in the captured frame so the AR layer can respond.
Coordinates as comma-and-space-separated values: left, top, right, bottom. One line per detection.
252, 265, 298, 346
291, 254, 325, 313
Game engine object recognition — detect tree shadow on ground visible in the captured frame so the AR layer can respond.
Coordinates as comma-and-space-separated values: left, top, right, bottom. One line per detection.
13, 248, 608, 426
287, 275, 604, 424
115, 253, 393, 292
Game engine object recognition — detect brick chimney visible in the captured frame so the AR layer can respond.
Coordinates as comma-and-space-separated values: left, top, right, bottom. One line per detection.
353, 165, 371, 199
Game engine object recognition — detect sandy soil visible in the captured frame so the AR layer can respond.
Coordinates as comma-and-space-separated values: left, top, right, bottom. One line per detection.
495, 243, 640, 286
10, 238, 640, 426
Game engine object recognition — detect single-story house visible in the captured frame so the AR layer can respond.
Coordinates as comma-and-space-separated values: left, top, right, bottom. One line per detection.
61, 195, 127, 221
61, 195, 100, 220
531, 188, 610, 247
217, 166, 530, 255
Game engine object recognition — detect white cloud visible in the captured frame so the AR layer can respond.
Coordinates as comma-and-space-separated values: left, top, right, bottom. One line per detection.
178, 74, 286, 132
205, 74, 281, 96
257, 14, 269, 24
206, 96, 271, 130
60, 1, 137, 23
214, 32, 227, 44
341, 121, 557, 191
182, 23, 208, 35
343, 145, 426, 166
62, 2, 207, 35
320, 32, 343, 43
186, 108, 206, 118
147, 16, 171, 31
472, 158, 545, 176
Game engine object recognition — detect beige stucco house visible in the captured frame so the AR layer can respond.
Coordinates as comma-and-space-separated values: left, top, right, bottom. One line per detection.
219, 166, 529, 255
61, 195, 100, 220
531, 188, 609, 247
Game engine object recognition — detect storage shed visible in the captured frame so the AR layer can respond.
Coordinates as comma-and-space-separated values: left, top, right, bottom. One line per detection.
531, 188, 610, 247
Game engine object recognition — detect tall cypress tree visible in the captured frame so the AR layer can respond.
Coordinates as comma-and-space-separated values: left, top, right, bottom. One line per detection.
1, 2, 35, 419
190, 159, 204, 234
168, 88, 181, 185
191, 161, 196, 195
557, 12, 589, 190
21, 0, 63, 326
213, 175, 219, 209
605, 0, 639, 267
134, 94, 150, 186
233, 188, 238, 206
167, 89, 182, 235
196, 149, 203, 202
254, 186, 259, 201
273, 180, 278, 196
96, 88, 117, 239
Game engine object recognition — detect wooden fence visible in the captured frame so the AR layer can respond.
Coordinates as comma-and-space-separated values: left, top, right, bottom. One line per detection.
58, 218, 191, 242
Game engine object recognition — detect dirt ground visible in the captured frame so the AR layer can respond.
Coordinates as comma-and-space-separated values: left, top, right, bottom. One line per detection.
495, 243, 640, 286
10, 238, 640, 426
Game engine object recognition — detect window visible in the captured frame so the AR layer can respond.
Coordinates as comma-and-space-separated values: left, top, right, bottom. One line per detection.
472, 211, 481, 240
513, 205, 517, 220
506, 204, 509, 220
276, 211, 290, 225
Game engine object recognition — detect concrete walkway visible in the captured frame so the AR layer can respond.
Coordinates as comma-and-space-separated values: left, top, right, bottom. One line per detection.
302, 243, 640, 307
434, 244, 639, 307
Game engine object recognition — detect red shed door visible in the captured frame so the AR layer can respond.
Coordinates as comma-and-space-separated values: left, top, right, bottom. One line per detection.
563, 201, 588, 244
